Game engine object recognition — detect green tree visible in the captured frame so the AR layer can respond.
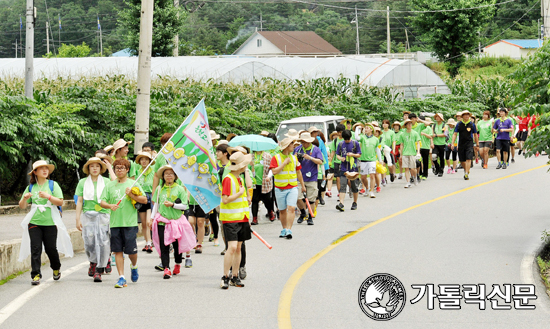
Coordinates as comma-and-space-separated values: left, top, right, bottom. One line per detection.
119, 0, 185, 56
409, 0, 496, 77
44, 42, 91, 58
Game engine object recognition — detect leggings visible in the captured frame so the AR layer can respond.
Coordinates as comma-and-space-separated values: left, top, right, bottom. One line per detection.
29, 224, 61, 278
209, 209, 219, 240
157, 224, 182, 269
433, 144, 445, 173
445, 146, 457, 162
420, 149, 430, 177
252, 185, 274, 218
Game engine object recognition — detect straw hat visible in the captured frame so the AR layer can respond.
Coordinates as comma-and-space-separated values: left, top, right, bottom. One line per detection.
434, 113, 444, 121
260, 130, 270, 137
423, 117, 434, 125
340, 119, 352, 125
28, 160, 55, 176
227, 146, 249, 155
228, 152, 253, 171
83, 157, 107, 175
218, 140, 229, 145
279, 137, 295, 150
298, 132, 315, 143
392, 121, 402, 129
371, 121, 380, 128
364, 123, 375, 132
498, 107, 508, 113
374, 127, 382, 132
135, 151, 156, 166
156, 165, 177, 180
461, 110, 471, 116
285, 129, 299, 140
112, 139, 132, 154
96, 153, 113, 164
344, 171, 360, 181
226, 133, 237, 142
307, 126, 321, 134
403, 111, 411, 115
352, 122, 364, 131
456, 111, 463, 117
210, 130, 220, 140
104, 145, 114, 153
329, 131, 339, 140
446, 118, 457, 127
402, 119, 412, 126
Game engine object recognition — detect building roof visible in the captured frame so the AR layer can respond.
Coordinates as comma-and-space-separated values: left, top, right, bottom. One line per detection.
485, 39, 542, 49
255, 31, 342, 55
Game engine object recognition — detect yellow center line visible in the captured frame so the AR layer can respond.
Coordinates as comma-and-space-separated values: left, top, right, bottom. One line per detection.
277, 164, 548, 328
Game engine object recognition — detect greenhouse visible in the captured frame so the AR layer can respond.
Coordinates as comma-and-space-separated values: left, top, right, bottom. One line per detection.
0, 56, 450, 99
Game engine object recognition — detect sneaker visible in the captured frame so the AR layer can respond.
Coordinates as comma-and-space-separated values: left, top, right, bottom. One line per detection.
105, 259, 112, 274
155, 263, 164, 271
209, 233, 214, 242
163, 268, 172, 279
146, 245, 153, 253
114, 277, 127, 288
519, 149, 522, 155
220, 250, 226, 255
88, 263, 96, 277
142, 246, 148, 252
221, 276, 230, 289
398, 174, 403, 179
307, 217, 314, 225
53, 270, 61, 281
496, 162, 502, 169
420, 176, 427, 181
447, 168, 452, 174
230, 276, 245, 287
319, 197, 325, 205
279, 229, 288, 238
451, 169, 457, 174
31, 274, 40, 285
251, 217, 258, 225
464, 173, 469, 180
286, 230, 293, 239
381, 180, 386, 187
93, 272, 102, 283
410, 177, 414, 184
239, 267, 247, 280
336, 203, 345, 212
390, 173, 395, 182
475, 158, 479, 164
313, 208, 317, 217
173, 264, 181, 275
351, 202, 357, 210
348, 190, 352, 198
204, 224, 210, 237
404, 183, 411, 188
483, 164, 488, 169
359, 188, 366, 195
269, 211, 276, 222
297, 214, 305, 224
195, 245, 202, 254
325, 191, 332, 198
370, 191, 376, 198
502, 163, 507, 169
413, 179, 418, 186
185, 258, 193, 268
376, 186, 381, 193
438, 172, 443, 177
511, 158, 515, 163
131, 267, 139, 282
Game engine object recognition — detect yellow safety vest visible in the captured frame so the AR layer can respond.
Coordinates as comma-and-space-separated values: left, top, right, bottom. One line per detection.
273, 153, 298, 188
219, 173, 249, 222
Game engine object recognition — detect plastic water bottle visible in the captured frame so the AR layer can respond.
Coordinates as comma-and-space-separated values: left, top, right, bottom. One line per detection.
321, 180, 327, 188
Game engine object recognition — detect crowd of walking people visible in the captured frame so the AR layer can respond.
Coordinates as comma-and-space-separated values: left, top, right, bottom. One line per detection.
17, 108, 541, 289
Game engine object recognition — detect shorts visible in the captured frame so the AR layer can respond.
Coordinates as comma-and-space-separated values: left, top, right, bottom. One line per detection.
496, 139, 510, 153
458, 143, 474, 162
479, 141, 493, 149
401, 155, 416, 169
360, 161, 376, 175
188, 204, 206, 218
339, 175, 359, 194
333, 163, 341, 178
303, 181, 318, 202
516, 130, 528, 141
110, 226, 138, 254
138, 192, 152, 214
275, 187, 298, 210
222, 222, 251, 242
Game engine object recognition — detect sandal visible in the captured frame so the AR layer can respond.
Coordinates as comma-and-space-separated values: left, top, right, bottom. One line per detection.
195, 245, 202, 254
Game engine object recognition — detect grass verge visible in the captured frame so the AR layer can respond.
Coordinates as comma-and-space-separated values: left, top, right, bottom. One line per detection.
0, 269, 29, 285
537, 235, 550, 293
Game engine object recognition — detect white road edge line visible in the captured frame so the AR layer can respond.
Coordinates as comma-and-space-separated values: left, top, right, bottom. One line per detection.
520, 240, 550, 313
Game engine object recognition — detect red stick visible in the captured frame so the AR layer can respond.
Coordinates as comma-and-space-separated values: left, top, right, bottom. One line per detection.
251, 230, 272, 249
304, 193, 314, 218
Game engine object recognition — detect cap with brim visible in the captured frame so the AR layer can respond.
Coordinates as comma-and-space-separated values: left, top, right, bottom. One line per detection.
260, 131, 270, 137
329, 131, 338, 140
156, 165, 176, 180
104, 145, 114, 152
210, 130, 220, 140
456, 112, 463, 117
446, 119, 457, 126
307, 126, 321, 133
434, 113, 444, 121
352, 123, 364, 131
392, 121, 402, 128
371, 121, 380, 127
364, 123, 375, 132
279, 137, 295, 150
96, 153, 113, 164
83, 157, 107, 175
298, 132, 315, 143
423, 117, 434, 125
403, 119, 412, 126
461, 110, 471, 116
227, 146, 248, 155
344, 171, 360, 180
403, 111, 411, 115
285, 129, 299, 140
228, 152, 253, 171
135, 151, 156, 166
112, 139, 132, 153
374, 127, 382, 132
226, 133, 237, 142
28, 160, 55, 176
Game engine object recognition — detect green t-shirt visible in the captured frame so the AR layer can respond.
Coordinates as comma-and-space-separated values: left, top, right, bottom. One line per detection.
75, 176, 111, 214
153, 183, 188, 221
20, 181, 63, 226
100, 179, 144, 228
253, 153, 264, 186
154, 154, 166, 172
359, 135, 380, 162
433, 122, 446, 146
136, 167, 155, 193
331, 138, 344, 164
394, 130, 403, 145
380, 130, 395, 149
478, 119, 493, 142
326, 140, 336, 168
398, 130, 421, 156
412, 122, 425, 135
420, 126, 433, 150
509, 117, 516, 137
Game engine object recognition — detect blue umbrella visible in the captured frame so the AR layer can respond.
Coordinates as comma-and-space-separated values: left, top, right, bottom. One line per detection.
228, 135, 278, 151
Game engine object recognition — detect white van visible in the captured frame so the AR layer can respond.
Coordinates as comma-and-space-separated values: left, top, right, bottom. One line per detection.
276, 115, 345, 142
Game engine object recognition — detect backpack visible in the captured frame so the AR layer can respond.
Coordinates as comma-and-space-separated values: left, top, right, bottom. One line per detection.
29, 180, 63, 214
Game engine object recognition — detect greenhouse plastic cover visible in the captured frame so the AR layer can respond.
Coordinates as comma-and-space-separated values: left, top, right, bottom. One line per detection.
0, 56, 450, 96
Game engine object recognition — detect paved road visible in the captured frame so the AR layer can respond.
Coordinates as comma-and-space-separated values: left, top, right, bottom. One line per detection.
1, 155, 549, 329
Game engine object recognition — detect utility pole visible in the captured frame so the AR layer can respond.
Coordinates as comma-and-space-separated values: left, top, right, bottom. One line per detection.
24, 0, 34, 98
355, 6, 359, 55
14, 40, 18, 58
134, 0, 154, 153
405, 29, 409, 52
543, 0, 550, 41
386, 6, 391, 55
478, 31, 481, 56
260, 12, 263, 31
46, 21, 49, 54
173, 0, 179, 57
